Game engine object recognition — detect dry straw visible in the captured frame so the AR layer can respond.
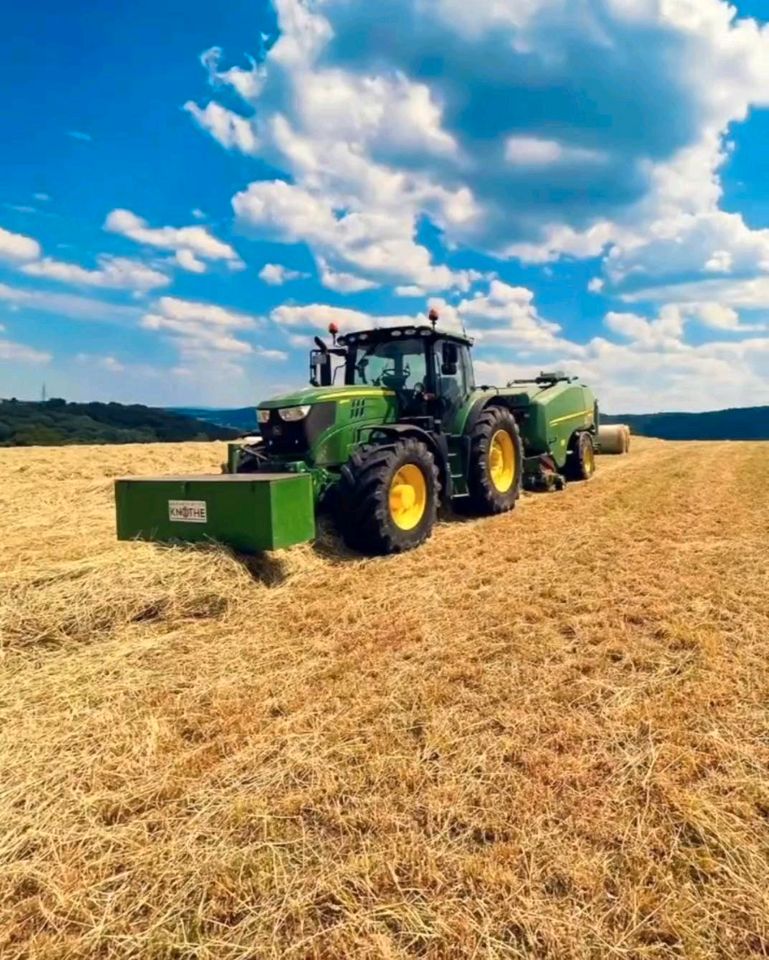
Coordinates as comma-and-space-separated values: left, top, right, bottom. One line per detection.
1, 438, 768, 959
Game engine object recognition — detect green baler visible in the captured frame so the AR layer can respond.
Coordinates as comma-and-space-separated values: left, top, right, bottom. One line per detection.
116, 314, 599, 556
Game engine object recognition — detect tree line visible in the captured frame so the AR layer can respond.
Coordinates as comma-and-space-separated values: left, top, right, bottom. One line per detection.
0, 398, 241, 446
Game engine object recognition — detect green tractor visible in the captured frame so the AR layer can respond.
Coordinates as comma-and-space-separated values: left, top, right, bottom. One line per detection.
116, 311, 599, 556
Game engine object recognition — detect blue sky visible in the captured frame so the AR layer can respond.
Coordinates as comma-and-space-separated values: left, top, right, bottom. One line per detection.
2, 0, 769, 412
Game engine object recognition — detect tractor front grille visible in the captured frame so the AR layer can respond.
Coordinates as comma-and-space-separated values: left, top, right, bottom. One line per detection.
260, 402, 335, 458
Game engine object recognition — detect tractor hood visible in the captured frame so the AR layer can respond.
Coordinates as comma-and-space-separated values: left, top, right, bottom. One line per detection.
258, 385, 395, 410
256, 385, 399, 466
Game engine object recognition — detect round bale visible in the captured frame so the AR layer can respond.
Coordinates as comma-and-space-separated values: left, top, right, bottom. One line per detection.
598, 424, 630, 455
620, 425, 631, 452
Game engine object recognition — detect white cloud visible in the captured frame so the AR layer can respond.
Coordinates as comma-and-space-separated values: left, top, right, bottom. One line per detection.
189, 0, 769, 284
605, 300, 763, 344
317, 260, 378, 293
604, 306, 685, 350
0, 224, 172, 295
67, 130, 92, 142
233, 179, 473, 291
0, 282, 142, 323
505, 136, 606, 168
259, 262, 308, 285
22, 255, 169, 291
620, 276, 769, 309
140, 296, 287, 361
506, 222, 618, 265
270, 281, 567, 351
290, 68, 458, 160
142, 312, 255, 354
0, 226, 40, 263
4, 204, 37, 216
201, 46, 265, 101
235, 177, 486, 293
234, 180, 333, 243
176, 0, 769, 373
286, 332, 316, 349
704, 249, 733, 273
458, 280, 584, 355
271, 303, 376, 332
254, 346, 290, 361
75, 353, 126, 373
184, 101, 260, 155
98, 355, 126, 372
472, 335, 769, 414
104, 209, 242, 271
271, 303, 418, 333
0, 338, 51, 364
150, 296, 257, 329
581, 334, 769, 413
687, 302, 761, 332
605, 210, 769, 293
174, 249, 207, 274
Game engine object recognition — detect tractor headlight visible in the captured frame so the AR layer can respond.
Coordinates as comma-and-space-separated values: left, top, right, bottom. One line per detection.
257, 409, 271, 425
278, 405, 312, 422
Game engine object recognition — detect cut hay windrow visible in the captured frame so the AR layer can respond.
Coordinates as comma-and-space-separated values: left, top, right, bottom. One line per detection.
1, 437, 769, 959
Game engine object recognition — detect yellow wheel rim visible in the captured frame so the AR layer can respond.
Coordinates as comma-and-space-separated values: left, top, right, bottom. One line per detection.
389, 463, 427, 531
584, 443, 595, 476
489, 430, 516, 493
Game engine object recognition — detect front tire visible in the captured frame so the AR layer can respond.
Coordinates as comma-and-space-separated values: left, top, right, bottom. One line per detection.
467, 406, 523, 515
337, 438, 440, 555
235, 442, 268, 474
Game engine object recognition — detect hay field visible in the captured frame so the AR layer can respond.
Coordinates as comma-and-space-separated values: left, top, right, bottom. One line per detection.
1, 438, 769, 959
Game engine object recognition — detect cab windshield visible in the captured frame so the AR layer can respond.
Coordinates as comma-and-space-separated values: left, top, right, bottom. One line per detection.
349, 337, 428, 392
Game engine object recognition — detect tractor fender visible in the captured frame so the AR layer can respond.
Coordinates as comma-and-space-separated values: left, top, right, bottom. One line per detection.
367, 423, 453, 501
462, 395, 525, 438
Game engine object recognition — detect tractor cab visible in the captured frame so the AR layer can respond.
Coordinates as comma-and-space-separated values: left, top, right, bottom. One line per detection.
310, 317, 475, 427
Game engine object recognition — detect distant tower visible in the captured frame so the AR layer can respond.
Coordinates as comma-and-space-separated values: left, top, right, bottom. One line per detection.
41, 382, 47, 402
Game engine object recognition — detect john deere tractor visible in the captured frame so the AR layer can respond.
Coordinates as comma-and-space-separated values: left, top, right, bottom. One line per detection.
116, 312, 598, 556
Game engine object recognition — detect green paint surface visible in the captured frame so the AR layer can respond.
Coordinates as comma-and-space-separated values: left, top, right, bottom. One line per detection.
115, 474, 315, 553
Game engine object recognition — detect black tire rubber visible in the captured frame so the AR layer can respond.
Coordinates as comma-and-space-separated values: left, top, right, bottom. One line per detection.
467, 406, 523, 515
565, 431, 596, 482
336, 438, 440, 555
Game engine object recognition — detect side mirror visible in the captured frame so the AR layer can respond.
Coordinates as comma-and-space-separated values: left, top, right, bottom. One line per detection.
310, 349, 332, 387
441, 341, 459, 376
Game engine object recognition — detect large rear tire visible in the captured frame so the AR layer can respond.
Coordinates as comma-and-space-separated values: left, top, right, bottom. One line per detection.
467, 406, 523, 515
337, 438, 440, 555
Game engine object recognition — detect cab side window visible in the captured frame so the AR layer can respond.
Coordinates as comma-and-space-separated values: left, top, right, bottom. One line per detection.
435, 342, 471, 422
460, 346, 475, 391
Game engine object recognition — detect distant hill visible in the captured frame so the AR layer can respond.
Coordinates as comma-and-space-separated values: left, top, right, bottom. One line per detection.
603, 406, 769, 441
173, 403, 769, 442
0, 399, 241, 447
173, 406, 259, 433
16, 397, 760, 447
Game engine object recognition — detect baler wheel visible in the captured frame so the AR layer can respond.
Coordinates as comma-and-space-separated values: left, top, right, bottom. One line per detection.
565, 432, 596, 482
337, 438, 440, 555
467, 406, 523, 515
